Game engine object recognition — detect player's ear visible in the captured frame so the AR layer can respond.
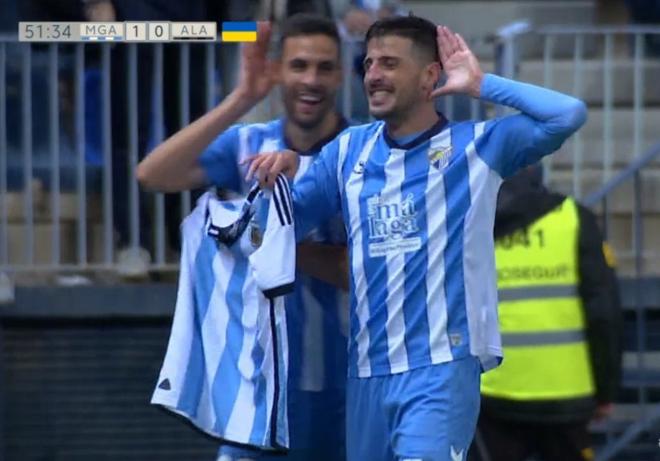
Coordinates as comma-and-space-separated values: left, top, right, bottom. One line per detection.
422, 61, 442, 94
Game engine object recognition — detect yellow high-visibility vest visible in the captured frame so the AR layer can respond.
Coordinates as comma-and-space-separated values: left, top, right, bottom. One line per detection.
482, 198, 595, 400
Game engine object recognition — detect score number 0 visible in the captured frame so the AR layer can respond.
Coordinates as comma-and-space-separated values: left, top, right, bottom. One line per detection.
148, 23, 170, 41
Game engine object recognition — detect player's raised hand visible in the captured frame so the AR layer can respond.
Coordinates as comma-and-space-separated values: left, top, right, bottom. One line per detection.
431, 26, 484, 99
236, 22, 279, 104
243, 151, 300, 189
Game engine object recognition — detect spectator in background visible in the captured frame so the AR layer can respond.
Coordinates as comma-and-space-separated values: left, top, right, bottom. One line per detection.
336, 0, 403, 37
624, 0, 660, 56
82, 0, 211, 277
1, 0, 18, 32
471, 165, 623, 461
225, 0, 336, 28
19, 0, 86, 22
17, 0, 90, 167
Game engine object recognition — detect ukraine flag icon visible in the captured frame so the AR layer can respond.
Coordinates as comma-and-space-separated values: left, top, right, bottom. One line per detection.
221, 22, 257, 42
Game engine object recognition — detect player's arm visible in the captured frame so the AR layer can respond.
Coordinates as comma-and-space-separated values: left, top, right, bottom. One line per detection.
246, 135, 344, 239
136, 22, 278, 192
432, 26, 587, 177
297, 243, 349, 290
476, 74, 587, 176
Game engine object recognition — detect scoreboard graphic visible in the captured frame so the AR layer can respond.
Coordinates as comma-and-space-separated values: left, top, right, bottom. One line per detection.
18, 22, 259, 42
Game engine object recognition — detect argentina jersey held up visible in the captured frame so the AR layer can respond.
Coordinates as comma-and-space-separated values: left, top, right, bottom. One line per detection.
151, 176, 296, 450
200, 118, 349, 393
290, 73, 588, 378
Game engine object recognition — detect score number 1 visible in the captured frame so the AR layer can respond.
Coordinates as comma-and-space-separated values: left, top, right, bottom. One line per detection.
125, 22, 147, 42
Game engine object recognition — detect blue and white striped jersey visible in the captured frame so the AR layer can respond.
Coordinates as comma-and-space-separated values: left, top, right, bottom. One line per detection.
200, 118, 349, 391
291, 74, 588, 378
151, 177, 295, 449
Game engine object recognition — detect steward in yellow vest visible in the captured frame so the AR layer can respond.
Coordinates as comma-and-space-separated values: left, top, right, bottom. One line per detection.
472, 166, 622, 461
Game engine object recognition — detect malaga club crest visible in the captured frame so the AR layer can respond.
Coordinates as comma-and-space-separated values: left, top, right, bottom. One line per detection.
428, 146, 452, 170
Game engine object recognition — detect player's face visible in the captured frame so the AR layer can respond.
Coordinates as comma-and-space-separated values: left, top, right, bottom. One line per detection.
280, 35, 342, 129
364, 36, 433, 122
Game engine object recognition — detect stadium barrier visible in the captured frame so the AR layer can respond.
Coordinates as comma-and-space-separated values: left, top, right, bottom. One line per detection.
0, 39, 220, 275
496, 24, 660, 195
0, 34, 491, 278
0, 25, 659, 280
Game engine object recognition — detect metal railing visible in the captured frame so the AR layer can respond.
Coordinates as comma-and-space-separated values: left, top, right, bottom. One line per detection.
496, 22, 660, 461
496, 23, 660, 279
0, 35, 491, 278
0, 38, 226, 275
2, 25, 658, 275
496, 23, 660, 194
583, 140, 660, 461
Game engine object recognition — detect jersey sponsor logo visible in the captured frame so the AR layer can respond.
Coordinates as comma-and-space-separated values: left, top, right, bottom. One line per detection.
367, 193, 421, 257
450, 446, 465, 461
428, 145, 452, 170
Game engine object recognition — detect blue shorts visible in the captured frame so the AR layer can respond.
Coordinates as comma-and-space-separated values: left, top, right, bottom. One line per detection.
218, 389, 346, 461
347, 357, 481, 461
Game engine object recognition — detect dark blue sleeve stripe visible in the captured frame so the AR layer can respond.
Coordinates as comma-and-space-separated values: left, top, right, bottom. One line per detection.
272, 187, 287, 227
246, 182, 261, 203
275, 175, 293, 225
278, 173, 293, 211
278, 175, 294, 223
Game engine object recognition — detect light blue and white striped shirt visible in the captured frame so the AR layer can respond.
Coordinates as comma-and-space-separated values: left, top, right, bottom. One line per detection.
199, 118, 350, 392
151, 179, 295, 449
291, 74, 588, 378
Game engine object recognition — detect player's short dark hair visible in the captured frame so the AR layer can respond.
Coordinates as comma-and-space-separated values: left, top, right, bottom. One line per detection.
279, 13, 341, 51
365, 15, 439, 64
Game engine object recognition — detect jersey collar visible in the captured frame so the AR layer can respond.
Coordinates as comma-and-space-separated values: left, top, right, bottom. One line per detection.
383, 112, 448, 150
281, 115, 349, 156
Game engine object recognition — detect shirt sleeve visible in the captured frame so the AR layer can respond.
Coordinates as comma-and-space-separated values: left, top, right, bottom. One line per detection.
291, 136, 344, 241
476, 73, 588, 178
249, 175, 296, 298
198, 124, 243, 192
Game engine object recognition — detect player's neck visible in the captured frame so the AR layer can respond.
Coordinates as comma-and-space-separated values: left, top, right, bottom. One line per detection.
285, 113, 341, 153
386, 104, 440, 139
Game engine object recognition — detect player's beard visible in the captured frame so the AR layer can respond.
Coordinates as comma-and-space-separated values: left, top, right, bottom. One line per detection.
282, 87, 333, 130
370, 88, 419, 126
